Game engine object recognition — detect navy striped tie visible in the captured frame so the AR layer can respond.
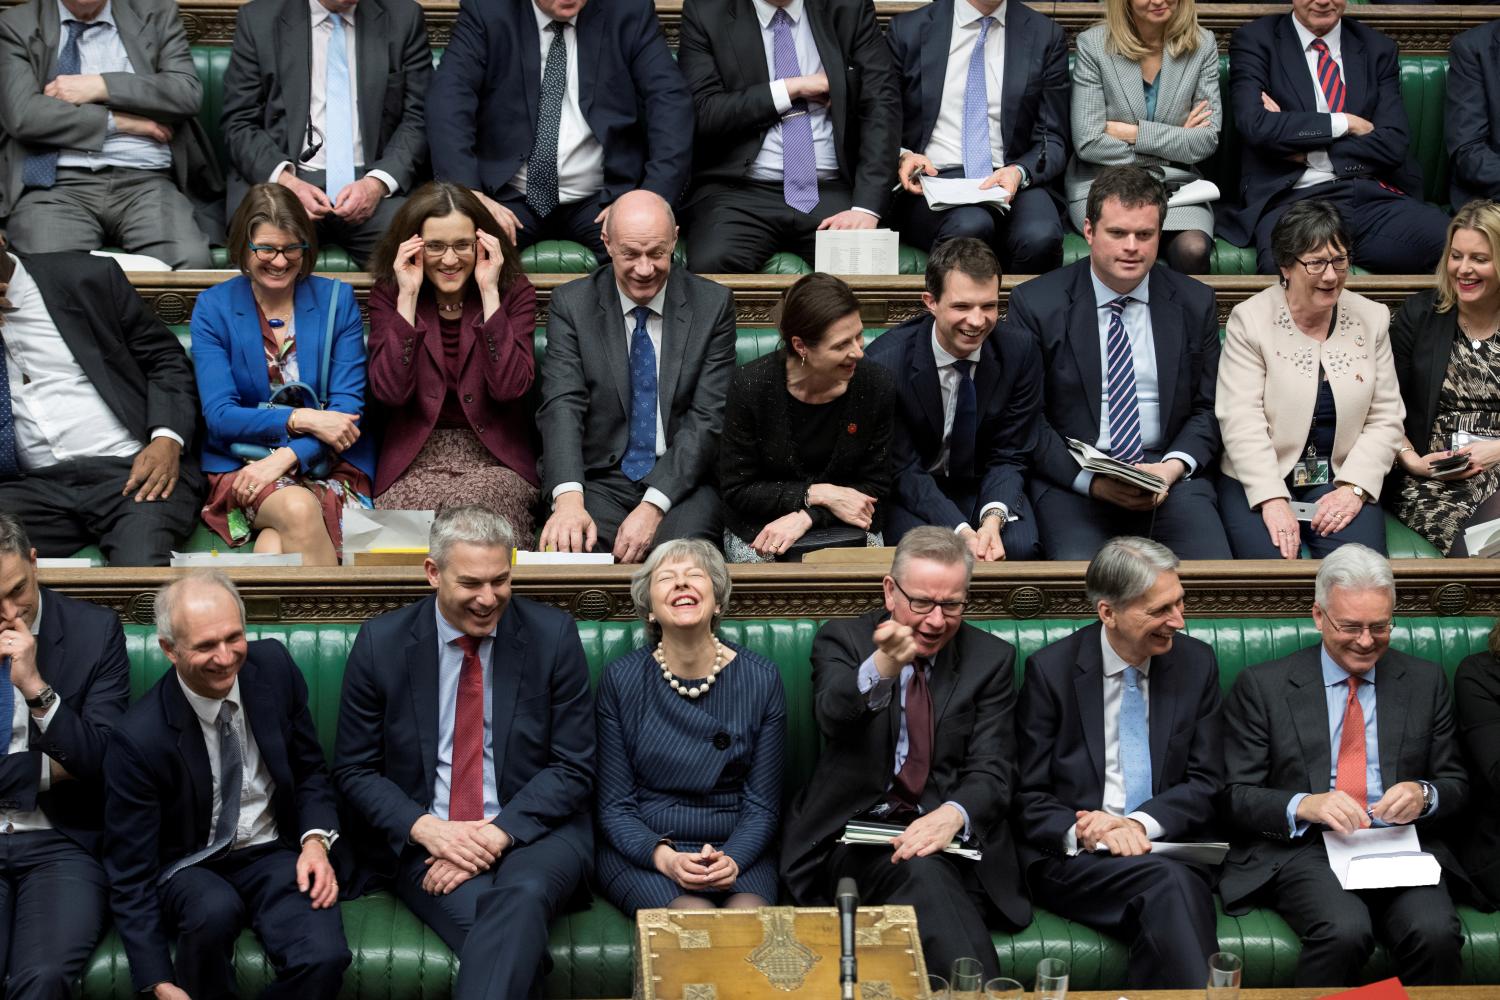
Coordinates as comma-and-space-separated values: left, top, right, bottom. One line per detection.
1105, 296, 1144, 465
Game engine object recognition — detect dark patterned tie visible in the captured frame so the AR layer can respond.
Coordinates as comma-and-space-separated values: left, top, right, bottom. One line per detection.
770, 9, 819, 214
23, 20, 104, 189
1105, 296, 1144, 465
525, 20, 568, 218
622, 306, 657, 481
0, 335, 18, 478
890, 661, 932, 812
1335, 676, 1368, 808
449, 635, 485, 821
948, 359, 977, 477
159, 702, 244, 884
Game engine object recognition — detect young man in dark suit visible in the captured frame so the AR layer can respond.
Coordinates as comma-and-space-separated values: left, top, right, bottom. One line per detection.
1017, 537, 1223, 988
219, 0, 432, 267
105, 571, 349, 1000
676, 0, 900, 272
1005, 166, 1230, 561
536, 190, 736, 563
0, 241, 204, 565
426, 0, 692, 262
866, 238, 1042, 560
334, 505, 595, 1000
1221, 544, 1470, 987
780, 527, 1030, 982
1220, 0, 1448, 274
0, 512, 129, 1000
886, 0, 1069, 272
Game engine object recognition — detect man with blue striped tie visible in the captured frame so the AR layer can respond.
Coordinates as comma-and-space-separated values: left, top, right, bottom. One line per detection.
1016, 536, 1224, 988
1006, 166, 1231, 560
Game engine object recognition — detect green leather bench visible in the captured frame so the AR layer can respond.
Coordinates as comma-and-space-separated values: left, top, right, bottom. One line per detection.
71, 614, 1500, 997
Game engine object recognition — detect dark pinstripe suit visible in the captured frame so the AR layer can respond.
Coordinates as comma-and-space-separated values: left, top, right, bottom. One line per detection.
594, 644, 786, 914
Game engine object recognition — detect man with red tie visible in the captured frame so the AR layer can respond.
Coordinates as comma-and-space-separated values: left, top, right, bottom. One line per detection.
779, 527, 1030, 982
1219, 0, 1450, 274
1220, 543, 1472, 987
334, 505, 595, 1000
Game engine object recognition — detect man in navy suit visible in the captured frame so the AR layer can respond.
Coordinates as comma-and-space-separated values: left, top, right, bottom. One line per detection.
0, 512, 128, 1000
104, 571, 348, 1000
334, 505, 595, 1000
425, 0, 692, 262
1005, 166, 1230, 561
1447, 20, 1500, 208
1220, 0, 1448, 274
865, 238, 1042, 560
1016, 537, 1223, 988
886, 0, 1068, 273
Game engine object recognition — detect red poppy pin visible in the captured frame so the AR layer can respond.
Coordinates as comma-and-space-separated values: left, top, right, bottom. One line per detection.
847, 423, 858, 435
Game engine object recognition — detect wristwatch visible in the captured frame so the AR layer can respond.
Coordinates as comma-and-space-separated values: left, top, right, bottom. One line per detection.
1419, 779, 1435, 814
24, 686, 55, 711
1337, 481, 1368, 502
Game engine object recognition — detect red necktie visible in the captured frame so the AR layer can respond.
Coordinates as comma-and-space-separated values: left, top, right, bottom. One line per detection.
1311, 39, 1402, 195
1334, 676, 1367, 808
449, 635, 486, 821
890, 662, 933, 812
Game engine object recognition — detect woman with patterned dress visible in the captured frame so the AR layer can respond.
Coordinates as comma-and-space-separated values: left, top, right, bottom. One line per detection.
1215, 200, 1404, 559
1391, 201, 1500, 555
594, 539, 786, 914
192, 185, 375, 565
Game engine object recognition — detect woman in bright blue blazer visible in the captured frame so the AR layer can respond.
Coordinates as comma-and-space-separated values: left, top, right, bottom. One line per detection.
193, 185, 376, 565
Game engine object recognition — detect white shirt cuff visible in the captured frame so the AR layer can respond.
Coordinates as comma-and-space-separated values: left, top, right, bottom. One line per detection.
1127, 810, 1164, 841
301, 828, 340, 849
850, 207, 880, 221
1064, 822, 1080, 856
552, 483, 583, 503
943, 800, 972, 841
366, 169, 399, 197
856, 654, 895, 709
1330, 113, 1349, 139
1072, 469, 1095, 496
269, 160, 295, 184
641, 488, 673, 515
1163, 451, 1198, 479
979, 502, 1014, 523
32, 698, 59, 733
770, 80, 792, 115
150, 427, 184, 447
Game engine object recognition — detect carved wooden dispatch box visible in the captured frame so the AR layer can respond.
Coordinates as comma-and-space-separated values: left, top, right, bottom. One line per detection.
634, 905, 933, 1000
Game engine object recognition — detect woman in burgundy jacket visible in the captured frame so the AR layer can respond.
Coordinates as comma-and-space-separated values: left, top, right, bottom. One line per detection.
367, 182, 540, 542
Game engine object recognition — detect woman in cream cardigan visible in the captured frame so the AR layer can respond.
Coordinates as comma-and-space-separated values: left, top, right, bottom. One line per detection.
1215, 200, 1405, 559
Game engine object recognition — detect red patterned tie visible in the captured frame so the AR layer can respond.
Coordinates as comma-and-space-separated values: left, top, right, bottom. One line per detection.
1311, 39, 1402, 195
890, 662, 933, 812
449, 635, 486, 821
1334, 676, 1367, 808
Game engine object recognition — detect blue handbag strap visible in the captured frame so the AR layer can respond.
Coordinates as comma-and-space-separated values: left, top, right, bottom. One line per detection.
318, 281, 337, 408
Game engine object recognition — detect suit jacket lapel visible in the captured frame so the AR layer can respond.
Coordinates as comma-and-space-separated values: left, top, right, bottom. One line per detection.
405, 601, 441, 804
975, 330, 1002, 412
521, 5, 540, 130
1149, 271, 1182, 428
1374, 655, 1408, 784
25, 260, 133, 427
595, 272, 632, 418
164, 676, 214, 846
1421, 310, 1456, 425
1067, 267, 1104, 434
806, 1, 846, 157
911, 320, 946, 443
293, 279, 324, 398
231, 277, 274, 401
927, 639, 958, 731
1154, 47, 1189, 123
918, 0, 951, 151
1106, 48, 1148, 125
488, 603, 528, 790
1073, 632, 1107, 789
32, 1, 59, 81
354, 0, 386, 158
657, 272, 690, 427
1287, 650, 1332, 794
1276, 16, 1316, 111
110, 0, 154, 86
573, 2, 598, 120
278, 0, 313, 160
1340, 26, 1368, 112
727, 0, 770, 90
238, 657, 291, 794
999, 9, 1030, 154
1147, 652, 1175, 788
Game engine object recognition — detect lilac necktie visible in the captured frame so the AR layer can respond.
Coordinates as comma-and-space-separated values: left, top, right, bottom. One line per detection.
770, 9, 819, 214
962, 16, 996, 179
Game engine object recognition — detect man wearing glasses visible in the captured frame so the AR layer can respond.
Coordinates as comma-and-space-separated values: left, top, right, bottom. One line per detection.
780, 526, 1030, 983
1220, 543, 1472, 987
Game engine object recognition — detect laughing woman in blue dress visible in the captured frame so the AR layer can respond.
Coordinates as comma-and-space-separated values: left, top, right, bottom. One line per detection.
595, 539, 786, 912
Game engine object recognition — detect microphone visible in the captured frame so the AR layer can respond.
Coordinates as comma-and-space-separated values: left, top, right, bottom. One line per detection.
836, 876, 859, 1000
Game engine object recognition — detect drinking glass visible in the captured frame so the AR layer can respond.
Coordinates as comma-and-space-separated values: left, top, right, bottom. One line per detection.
950, 957, 984, 999
984, 977, 1025, 1000
1207, 951, 1243, 1000
1034, 957, 1069, 1000
924, 973, 950, 999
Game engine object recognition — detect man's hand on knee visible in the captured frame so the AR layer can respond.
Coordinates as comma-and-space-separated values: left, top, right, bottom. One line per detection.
123, 437, 181, 502
422, 858, 477, 896
538, 492, 597, 553
612, 501, 664, 564
889, 804, 965, 862
409, 815, 499, 873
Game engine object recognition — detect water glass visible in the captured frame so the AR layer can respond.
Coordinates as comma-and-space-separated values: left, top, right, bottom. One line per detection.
983, 977, 1025, 1000
950, 957, 985, 998
1034, 957, 1069, 1000
924, 973, 950, 999
1207, 951, 1243, 1000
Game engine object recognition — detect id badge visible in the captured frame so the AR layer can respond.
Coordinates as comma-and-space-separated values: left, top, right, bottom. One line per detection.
1294, 459, 1331, 486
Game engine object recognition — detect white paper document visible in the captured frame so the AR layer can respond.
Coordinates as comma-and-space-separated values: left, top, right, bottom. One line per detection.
1322, 826, 1441, 890
1167, 179, 1221, 208
1463, 515, 1500, 558
35, 557, 97, 568
170, 552, 304, 567
814, 228, 899, 275
341, 507, 434, 556
918, 176, 1011, 212
514, 551, 616, 565
1089, 841, 1228, 864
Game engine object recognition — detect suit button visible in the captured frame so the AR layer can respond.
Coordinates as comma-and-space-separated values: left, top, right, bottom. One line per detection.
712, 732, 730, 751
475, 425, 486, 434
464, 393, 473, 403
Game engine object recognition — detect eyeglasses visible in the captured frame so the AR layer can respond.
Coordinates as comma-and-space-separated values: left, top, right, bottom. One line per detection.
1295, 255, 1350, 275
422, 240, 476, 258
1329, 619, 1392, 637
247, 242, 308, 263
891, 578, 967, 618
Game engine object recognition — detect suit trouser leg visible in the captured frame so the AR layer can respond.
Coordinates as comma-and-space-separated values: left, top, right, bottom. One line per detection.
579, 472, 645, 553
1341, 179, 1449, 276
1145, 477, 1233, 560
0, 471, 94, 558
79, 458, 206, 567
496, 190, 607, 264
827, 845, 1001, 982
1370, 879, 1464, 985
219, 846, 351, 1000
1, 830, 109, 1000
1000, 187, 1064, 274
1029, 481, 1118, 560
1217, 474, 1284, 559
656, 483, 723, 546
160, 866, 251, 1000
4, 173, 109, 256
1029, 476, 1228, 561
1025, 853, 1217, 989
686, 182, 844, 274
105, 168, 213, 269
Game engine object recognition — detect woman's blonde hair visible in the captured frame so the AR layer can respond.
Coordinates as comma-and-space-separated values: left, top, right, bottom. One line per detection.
1103, 0, 1202, 61
1434, 200, 1500, 314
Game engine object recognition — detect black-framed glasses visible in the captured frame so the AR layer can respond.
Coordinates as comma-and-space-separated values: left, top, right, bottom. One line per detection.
891, 578, 967, 618
1295, 255, 1350, 275
1329, 619, 1392, 637
422, 240, 477, 259
247, 242, 309, 263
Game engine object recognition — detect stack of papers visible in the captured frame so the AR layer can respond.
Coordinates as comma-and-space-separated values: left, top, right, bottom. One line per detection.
918, 176, 1010, 212
1322, 826, 1440, 891
1068, 439, 1168, 495
839, 820, 983, 861
1463, 515, 1500, 558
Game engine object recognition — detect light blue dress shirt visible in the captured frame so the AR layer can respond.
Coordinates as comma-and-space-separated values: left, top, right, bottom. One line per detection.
431, 605, 501, 821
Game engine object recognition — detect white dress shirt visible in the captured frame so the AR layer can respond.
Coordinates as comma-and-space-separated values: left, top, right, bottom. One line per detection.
929, 330, 1009, 527
922, 0, 1006, 172
0, 594, 62, 835
1290, 17, 1350, 191
1074, 268, 1196, 495
748, 0, 840, 182
430, 605, 500, 821
551, 285, 674, 514
1, 256, 181, 470
505, 3, 606, 206
176, 676, 280, 851
54, 0, 172, 173
1063, 630, 1165, 854
267, 0, 397, 196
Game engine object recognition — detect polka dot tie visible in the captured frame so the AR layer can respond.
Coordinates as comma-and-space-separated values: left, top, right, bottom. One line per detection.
621, 306, 657, 482
1120, 665, 1151, 813
526, 21, 569, 218
22, 20, 104, 189
962, 16, 996, 180
0, 338, 18, 478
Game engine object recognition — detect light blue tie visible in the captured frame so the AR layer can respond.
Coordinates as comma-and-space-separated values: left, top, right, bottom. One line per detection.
961, 16, 995, 179
323, 13, 356, 201
622, 306, 657, 482
1120, 665, 1151, 813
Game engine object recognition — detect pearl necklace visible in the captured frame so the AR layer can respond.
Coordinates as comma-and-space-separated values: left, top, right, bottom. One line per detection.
654, 637, 727, 699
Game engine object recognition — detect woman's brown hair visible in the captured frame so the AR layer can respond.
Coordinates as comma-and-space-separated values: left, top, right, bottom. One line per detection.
226, 183, 319, 279
775, 272, 861, 353
368, 181, 522, 293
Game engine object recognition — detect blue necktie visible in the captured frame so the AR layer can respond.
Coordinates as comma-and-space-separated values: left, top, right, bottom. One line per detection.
0, 336, 19, 479
770, 9, 819, 214
0, 658, 12, 757
962, 16, 996, 179
622, 306, 657, 482
22, 20, 104, 189
948, 358, 977, 477
1120, 665, 1152, 813
160, 701, 244, 884
1105, 296, 1144, 465
323, 13, 355, 201
526, 21, 568, 218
